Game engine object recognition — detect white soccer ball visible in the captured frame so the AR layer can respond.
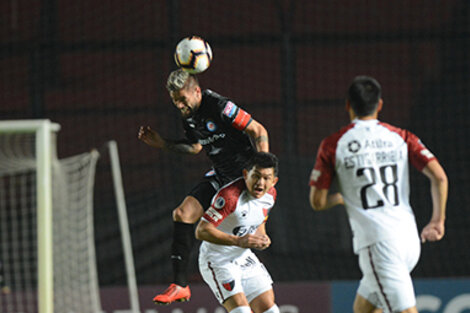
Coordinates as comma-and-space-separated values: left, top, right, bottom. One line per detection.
174, 36, 213, 74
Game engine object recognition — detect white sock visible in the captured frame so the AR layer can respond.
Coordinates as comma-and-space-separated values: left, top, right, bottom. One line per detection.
263, 304, 280, 313
229, 306, 251, 313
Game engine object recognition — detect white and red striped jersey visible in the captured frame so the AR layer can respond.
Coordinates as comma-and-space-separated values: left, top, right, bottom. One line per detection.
310, 119, 436, 253
200, 178, 277, 264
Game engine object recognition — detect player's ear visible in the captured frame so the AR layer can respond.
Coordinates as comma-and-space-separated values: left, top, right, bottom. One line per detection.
242, 169, 248, 179
345, 100, 351, 112
377, 99, 383, 112
194, 85, 202, 101
272, 176, 279, 186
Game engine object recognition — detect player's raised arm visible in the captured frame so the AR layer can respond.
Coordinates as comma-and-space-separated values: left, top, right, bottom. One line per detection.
420, 159, 448, 243
244, 119, 269, 152
138, 126, 202, 155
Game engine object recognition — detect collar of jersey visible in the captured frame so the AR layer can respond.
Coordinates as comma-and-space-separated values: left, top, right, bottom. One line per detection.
353, 118, 379, 125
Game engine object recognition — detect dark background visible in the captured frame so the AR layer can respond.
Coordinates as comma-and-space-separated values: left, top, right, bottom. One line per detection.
1, 0, 469, 286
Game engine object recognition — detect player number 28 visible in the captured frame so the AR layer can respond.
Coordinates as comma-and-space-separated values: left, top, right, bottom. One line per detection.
357, 164, 399, 209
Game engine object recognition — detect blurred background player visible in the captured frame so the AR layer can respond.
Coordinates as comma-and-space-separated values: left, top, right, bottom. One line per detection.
196, 152, 280, 313
138, 69, 270, 304
308, 76, 448, 313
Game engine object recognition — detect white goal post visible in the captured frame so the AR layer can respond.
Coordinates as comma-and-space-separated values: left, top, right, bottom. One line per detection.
0, 120, 60, 313
0, 120, 141, 313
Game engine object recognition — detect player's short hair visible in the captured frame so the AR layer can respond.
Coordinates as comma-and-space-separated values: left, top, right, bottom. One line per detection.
166, 69, 199, 92
245, 152, 279, 177
347, 76, 382, 117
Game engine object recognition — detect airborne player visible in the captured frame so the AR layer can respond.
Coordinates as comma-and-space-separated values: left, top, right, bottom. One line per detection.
138, 69, 269, 304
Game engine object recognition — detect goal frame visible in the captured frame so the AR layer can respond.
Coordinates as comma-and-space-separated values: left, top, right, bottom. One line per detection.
0, 119, 60, 313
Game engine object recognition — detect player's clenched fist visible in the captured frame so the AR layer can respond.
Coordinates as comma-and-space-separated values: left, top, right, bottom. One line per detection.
237, 233, 270, 250
421, 221, 445, 243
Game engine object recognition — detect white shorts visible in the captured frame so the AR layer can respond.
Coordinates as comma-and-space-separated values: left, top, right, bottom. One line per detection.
357, 237, 420, 313
199, 251, 273, 304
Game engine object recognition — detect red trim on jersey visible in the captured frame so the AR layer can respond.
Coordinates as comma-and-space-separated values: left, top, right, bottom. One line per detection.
267, 186, 277, 201
202, 179, 245, 227
309, 123, 355, 189
262, 186, 277, 222
231, 109, 252, 130
378, 122, 437, 171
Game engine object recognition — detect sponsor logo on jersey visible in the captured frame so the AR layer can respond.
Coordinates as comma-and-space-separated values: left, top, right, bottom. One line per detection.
364, 139, 394, 149
223, 101, 237, 118
310, 169, 321, 182
232, 225, 257, 236
214, 197, 225, 209
206, 207, 223, 222
222, 280, 235, 291
206, 120, 217, 132
198, 133, 226, 145
348, 140, 361, 153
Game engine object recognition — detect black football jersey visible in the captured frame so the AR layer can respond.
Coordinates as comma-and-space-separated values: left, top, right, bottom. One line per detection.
183, 89, 256, 182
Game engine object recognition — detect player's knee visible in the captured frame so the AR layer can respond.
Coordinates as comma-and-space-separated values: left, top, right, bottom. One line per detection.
172, 204, 202, 223
172, 207, 184, 222
353, 295, 370, 313
353, 300, 378, 313
353, 300, 363, 313
229, 306, 251, 313
263, 304, 280, 313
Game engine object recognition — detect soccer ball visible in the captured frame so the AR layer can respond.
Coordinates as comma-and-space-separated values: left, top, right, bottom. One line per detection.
174, 36, 213, 74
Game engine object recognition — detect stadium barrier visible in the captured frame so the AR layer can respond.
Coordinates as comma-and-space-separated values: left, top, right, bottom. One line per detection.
98, 279, 470, 313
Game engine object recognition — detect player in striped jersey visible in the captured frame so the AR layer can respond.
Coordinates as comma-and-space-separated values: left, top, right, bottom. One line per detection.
196, 152, 280, 313
309, 76, 448, 313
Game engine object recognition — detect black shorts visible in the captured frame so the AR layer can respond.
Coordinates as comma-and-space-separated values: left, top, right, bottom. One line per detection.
188, 170, 240, 210
188, 175, 222, 211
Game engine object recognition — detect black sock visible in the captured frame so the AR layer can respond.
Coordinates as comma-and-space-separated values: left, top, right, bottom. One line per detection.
171, 221, 194, 286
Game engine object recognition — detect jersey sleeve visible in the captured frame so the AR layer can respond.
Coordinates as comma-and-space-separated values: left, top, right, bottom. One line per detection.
309, 137, 336, 189
406, 131, 437, 171
220, 100, 253, 131
201, 185, 239, 227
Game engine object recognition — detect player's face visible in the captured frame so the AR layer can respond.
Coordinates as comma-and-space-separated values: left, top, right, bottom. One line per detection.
243, 166, 278, 199
170, 86, 201, 118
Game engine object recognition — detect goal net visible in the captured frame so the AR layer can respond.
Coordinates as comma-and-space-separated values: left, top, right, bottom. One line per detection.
0, 120, 101, 313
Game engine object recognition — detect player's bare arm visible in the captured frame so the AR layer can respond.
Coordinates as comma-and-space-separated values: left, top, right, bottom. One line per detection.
195, 220, 239, 245
196, 219, 269, 249
138, 126, 202, 154
244, 119, 269, 152
420, 159, 448, 243
309, 187, 344, 211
